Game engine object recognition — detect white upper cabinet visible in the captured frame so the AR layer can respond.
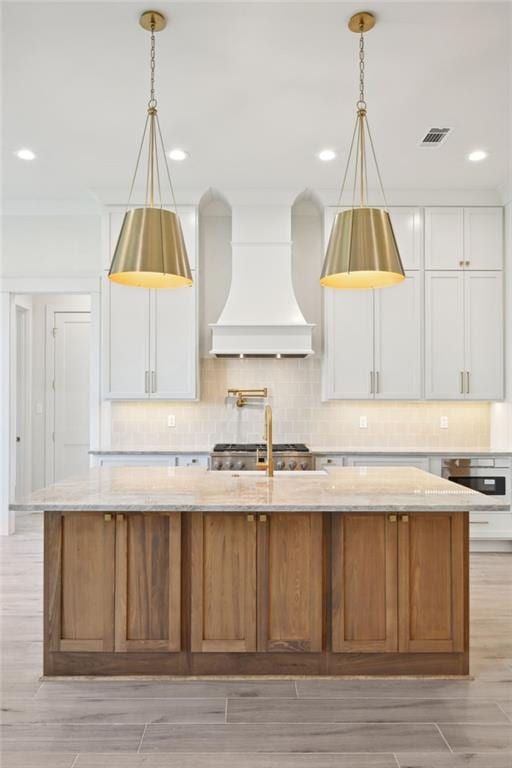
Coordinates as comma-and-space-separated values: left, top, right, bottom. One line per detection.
323, 289, 374, 400
463, 208, 503, 270
425, 207, 464, 269
103, 206, 198, 400
425, 206, 503, 270
388, 207, 422, 270
374, 272, 422, 399
151, 287, 198, 399
425, 272, 466, 399
464, 272, 503, 400
425, 271, 503, 400
107, 282, 150, 398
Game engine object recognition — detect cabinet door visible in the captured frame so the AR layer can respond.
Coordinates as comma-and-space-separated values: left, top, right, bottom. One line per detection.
258, 513, 322, 652
398, 512, 465, 653
190, 512, 257, 652
115, 513, 181, 652
374, 272, 422, 399
323, 289, 374, 399
105, 280, 150, 398
464, 272, 504, 400
388, 207, 422, 270
332, 513, 397, 652
425, 272, 465, 399
425, 208, 464, 269
464, 208, 503, 270
150, 284, 198, 399
46, 512, 115, 652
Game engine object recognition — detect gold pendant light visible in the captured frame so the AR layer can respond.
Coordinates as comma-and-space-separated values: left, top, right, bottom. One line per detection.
109, 10, 193, 289
320, 11, 405, 290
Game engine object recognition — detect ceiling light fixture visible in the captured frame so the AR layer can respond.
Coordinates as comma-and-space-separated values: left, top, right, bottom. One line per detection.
318, 149, 337, 162
320, 11, 404, 290
16, 148, 36, 160
108, 10, 193, 289
169, 148, 189, 161
468, 150, 488, 162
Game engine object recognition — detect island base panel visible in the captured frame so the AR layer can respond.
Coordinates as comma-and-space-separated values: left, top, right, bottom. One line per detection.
44, 650, 468, 677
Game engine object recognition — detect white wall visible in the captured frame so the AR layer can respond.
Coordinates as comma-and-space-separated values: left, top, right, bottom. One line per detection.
2, 214, 101, 277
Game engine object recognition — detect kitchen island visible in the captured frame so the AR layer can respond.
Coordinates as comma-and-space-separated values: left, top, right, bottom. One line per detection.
12, 466, 507, 678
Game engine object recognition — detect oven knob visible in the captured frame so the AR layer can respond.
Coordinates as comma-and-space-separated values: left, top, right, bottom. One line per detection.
288, 460, 297, 470
225, 460, 234, 470
213, 460, 223, 471
235, 461, 245, 470
276, 460, 285, 470
300, 461, 309, 470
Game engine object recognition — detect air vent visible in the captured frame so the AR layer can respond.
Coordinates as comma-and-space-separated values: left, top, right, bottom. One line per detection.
420, 127, 452, 147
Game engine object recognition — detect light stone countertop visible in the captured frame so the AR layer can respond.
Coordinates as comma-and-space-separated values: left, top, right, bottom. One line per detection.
11, 466, 509, 513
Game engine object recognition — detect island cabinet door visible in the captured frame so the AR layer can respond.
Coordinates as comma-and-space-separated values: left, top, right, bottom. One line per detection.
332, 513, 398, 652
398, 512, 465, 653
46, 512, 115, 652
257, 513, 323, 652
114, 513, 181, 652
190, 512, 257, 652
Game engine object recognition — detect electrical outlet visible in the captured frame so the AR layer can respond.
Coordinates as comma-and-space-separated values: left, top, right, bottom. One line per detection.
359, 415, 368, 429
440, 416, 449, 429
167, 415, 176, 428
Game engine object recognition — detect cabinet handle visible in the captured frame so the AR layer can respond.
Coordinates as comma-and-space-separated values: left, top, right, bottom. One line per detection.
460, 371, 464, 394
260, 514, 267, 522
145, 370, 149, 394
104, 514, 112, 521
370, 371, 374, 394
459, 260, 464, 267
375, 371, 380, 394
470, 520, 489, 525
388, 514, 397, 523
401, 515, 409, 523
151, 371, 157, 393
465, 261, 470, 267
466, 371, 470, 394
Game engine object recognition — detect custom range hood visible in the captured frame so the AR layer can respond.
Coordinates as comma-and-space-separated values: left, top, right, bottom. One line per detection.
210, 205, 314, 357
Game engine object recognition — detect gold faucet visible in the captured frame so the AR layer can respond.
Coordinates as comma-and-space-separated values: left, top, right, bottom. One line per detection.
256, 405, 274, 477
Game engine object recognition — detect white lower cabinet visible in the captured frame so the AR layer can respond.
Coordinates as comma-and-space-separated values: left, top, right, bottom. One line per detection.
104, 278, 198, 400
345, 455, 430, 472
323, 272, 422, 400
425, 271, 503, 400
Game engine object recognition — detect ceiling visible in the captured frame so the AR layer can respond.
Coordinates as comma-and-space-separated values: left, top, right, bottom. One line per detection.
2, 1, 511, 206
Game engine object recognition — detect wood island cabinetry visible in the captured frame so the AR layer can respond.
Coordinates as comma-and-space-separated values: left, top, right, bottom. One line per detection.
44, 508, 468, 677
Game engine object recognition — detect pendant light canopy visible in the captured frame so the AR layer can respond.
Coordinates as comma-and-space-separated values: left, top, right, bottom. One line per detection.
320, 12, 405, 290
109, 11, 193, 289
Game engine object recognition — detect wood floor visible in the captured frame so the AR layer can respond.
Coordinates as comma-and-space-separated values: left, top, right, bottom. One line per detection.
1, 511, 511, 768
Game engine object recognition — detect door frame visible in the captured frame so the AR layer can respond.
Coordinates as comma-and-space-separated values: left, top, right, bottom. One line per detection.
13, 300, 32, 500
45, 306, 92, 486
1, 277, 101, 535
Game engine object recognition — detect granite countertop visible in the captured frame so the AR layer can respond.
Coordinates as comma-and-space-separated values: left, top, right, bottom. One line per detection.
11, 466, 508, 513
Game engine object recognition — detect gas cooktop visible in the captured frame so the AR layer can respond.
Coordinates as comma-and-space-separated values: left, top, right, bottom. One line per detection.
213, 443, 309, 453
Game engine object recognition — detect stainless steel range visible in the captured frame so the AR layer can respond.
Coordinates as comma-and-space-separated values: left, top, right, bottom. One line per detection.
211, 443, 313, 471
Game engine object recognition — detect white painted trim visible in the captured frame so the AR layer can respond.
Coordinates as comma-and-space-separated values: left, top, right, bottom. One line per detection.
0, 294, 14, 535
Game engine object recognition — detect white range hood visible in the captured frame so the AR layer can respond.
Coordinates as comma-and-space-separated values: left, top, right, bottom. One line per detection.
210, 205, 314, 357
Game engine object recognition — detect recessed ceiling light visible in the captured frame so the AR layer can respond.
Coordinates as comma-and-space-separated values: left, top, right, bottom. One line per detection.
168, 148, 189, 161
16, 148, 36, 160
468, 150, 488, 162
318, 149, 337, 162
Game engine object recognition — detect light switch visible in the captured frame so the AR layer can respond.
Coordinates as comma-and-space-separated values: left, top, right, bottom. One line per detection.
359, 415, 368, 429
440, 416, 449, 429
167, 415, 176, 428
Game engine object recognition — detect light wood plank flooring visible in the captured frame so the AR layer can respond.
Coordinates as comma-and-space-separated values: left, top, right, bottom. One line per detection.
1, 511, 511, 767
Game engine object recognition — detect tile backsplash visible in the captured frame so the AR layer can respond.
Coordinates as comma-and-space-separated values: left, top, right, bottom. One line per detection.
110, 358, 491, 450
